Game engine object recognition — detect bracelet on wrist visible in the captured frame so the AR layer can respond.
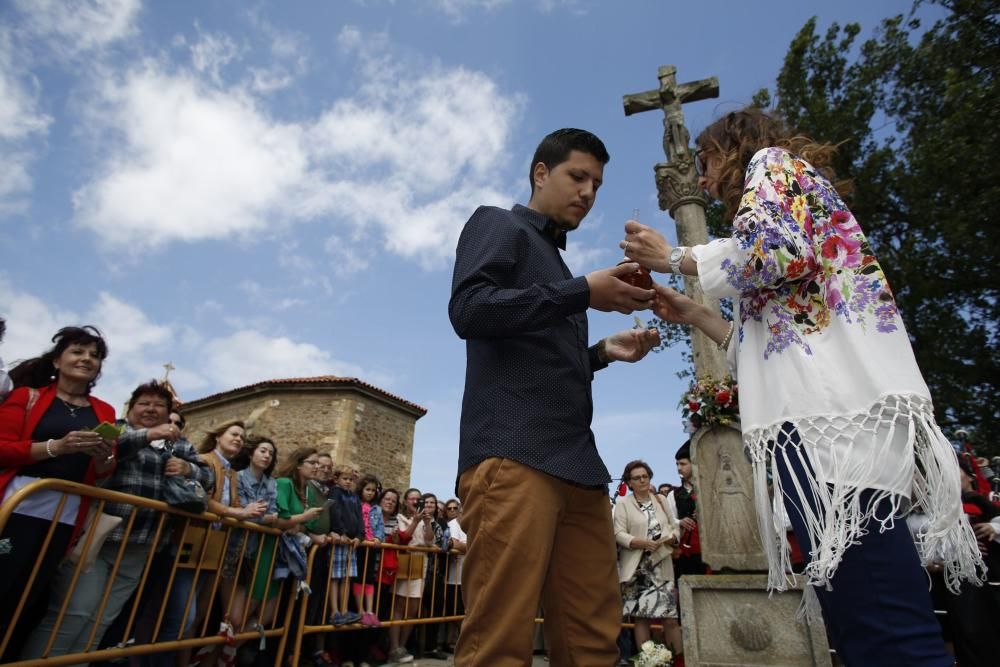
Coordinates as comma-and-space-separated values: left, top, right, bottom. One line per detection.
45, 439, 58, 458
718, 321, 736, 351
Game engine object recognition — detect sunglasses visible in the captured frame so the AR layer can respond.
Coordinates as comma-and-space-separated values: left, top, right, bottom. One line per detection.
446, 505, 460, 511
694, 150, 707, 177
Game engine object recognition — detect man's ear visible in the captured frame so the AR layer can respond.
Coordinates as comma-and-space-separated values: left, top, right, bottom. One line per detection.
531, 161, 549, 193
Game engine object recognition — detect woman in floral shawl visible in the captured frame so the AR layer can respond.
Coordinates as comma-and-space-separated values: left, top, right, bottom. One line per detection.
622, 107, 981, 665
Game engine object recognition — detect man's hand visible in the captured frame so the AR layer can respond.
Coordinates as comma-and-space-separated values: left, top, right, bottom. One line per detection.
678, 517, 697, 532
587, 263, 655, 314
973, 522, 997, 542
620, 220, 671, 273
602, 328, 661, 363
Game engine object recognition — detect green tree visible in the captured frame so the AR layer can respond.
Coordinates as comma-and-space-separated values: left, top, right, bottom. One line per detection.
757, 0, 1000, 452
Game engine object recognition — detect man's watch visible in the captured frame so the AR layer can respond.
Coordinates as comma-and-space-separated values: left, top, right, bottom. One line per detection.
669, 246, 688, 275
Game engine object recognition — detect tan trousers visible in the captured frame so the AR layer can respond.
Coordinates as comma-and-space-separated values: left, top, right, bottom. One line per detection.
455, 458, 621, 667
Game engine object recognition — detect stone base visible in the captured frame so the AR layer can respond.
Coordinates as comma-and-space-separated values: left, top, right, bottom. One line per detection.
679, 574, 831, 667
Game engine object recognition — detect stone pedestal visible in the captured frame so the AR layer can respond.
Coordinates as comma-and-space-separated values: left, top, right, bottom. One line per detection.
679, 575, 831, 667
691, 425, 767, 572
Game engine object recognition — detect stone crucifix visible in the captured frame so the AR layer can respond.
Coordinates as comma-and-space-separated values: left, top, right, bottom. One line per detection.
623, 65, 726, 380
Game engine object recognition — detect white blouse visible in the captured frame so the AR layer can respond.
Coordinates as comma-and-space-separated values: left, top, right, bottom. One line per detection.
692, 147, 981, 592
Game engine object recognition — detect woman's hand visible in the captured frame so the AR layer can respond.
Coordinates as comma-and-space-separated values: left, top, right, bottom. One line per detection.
652, 284, 705, 326
163, 457, 191, 477
300, 506, 324, 522
630, 538, 658, 551
311, 533, 328, 546
620, 220, 671, 273
56, 430, 109, 457
146, 423, 180, 442
237, 500, 267, 520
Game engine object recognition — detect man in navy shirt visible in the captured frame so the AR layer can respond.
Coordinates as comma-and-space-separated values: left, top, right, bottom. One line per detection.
450, 128, 660, 667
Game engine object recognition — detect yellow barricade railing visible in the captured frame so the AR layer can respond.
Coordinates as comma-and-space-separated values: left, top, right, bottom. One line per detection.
0, 479, 471, 666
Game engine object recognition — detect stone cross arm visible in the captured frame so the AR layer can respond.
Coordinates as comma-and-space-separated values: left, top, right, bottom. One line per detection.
623, 75, 719, 116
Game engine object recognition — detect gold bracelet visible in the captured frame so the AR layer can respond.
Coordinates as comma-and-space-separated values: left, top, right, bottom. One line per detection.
718, 321, 735, 351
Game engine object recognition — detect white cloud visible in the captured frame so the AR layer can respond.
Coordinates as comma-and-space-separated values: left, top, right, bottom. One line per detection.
72, 25, 523, 269
73, 62, 312, 246
180, 27, 244, 85
199, 331, 368, 389
0, 28, 53, 212
13, 0, 141, 58
0, 279, 386, 411
561, 243, 608, 276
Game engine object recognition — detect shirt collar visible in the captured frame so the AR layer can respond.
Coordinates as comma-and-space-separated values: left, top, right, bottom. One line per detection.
213, 449, 232, 469
513, 204, 568, 250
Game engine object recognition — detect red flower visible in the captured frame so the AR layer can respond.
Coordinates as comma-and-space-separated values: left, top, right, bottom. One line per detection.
715, 390, 731, 404
688, 401, 701, 413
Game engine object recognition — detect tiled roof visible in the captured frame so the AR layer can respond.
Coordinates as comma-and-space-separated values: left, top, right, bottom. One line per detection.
182, 375, 427, 416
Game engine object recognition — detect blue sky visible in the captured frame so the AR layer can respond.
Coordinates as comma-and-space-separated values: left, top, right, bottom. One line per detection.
0, 0, 926, 495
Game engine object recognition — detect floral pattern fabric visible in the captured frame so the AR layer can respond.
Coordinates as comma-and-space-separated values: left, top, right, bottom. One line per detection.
720, 147, 898, 359
621, 501, 677, 620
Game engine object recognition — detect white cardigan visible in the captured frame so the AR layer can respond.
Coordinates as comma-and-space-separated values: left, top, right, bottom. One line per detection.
692, 147, 981, 592
613, 493, 679, 584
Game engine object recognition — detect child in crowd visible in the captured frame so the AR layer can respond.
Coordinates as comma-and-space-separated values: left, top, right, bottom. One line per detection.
328, 464, 363, 626
353, 474, 385, 627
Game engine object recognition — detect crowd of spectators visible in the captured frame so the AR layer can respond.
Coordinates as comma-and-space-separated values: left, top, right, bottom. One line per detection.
0, 322, 466, 667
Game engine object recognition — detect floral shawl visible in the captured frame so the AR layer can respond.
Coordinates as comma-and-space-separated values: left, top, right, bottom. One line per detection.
692, 147, 981, 593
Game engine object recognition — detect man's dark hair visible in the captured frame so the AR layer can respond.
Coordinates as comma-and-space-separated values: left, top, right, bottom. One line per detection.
675, 440, 691, 461
528, 128, 610, 194
128, 380, 175, 413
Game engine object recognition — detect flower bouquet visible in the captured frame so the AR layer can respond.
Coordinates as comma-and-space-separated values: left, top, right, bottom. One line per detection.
680, 374, 739, 432
632, 640, 673, 666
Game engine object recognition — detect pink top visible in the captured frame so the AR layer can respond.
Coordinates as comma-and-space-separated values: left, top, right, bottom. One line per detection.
361, 501, 375, 541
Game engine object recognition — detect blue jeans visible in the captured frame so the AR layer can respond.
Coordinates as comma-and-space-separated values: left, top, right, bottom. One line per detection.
775, 426, 951, 666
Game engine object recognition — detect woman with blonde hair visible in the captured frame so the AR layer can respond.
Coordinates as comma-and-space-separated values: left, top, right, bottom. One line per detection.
621, 106, 981, 665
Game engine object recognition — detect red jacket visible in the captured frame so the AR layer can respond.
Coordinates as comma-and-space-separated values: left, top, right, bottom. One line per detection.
0, 383, 117, 535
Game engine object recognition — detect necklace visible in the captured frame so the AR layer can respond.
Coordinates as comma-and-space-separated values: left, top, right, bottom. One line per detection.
59, 397, 86, 418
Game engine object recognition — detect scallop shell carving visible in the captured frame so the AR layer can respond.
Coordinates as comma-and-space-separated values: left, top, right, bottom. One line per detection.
728, 604, 773, 652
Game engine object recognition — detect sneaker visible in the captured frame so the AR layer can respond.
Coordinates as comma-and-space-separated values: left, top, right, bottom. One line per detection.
387, 647, 414, 664
341, 610, 363, 625
360, 611, 381, 628
311, 650, 336, 667
330, 612, 347, 626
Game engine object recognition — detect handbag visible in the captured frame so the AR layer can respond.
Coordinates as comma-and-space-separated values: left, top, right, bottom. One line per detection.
69, 505, 123, 571
164, 475, 208, 514
161, 443, 208, 514
394, 550, 426, 581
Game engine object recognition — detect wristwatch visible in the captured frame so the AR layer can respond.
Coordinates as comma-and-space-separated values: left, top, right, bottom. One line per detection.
669, 246, 688, 275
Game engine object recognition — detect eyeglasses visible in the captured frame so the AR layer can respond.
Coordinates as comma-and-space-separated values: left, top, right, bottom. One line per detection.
446, 505, 460, 511
694, 150, 707, 177
302, 459, 320, 466
630, 474, 650, 482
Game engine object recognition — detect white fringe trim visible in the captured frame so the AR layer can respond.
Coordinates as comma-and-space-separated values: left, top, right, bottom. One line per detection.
746, 393, 985, 595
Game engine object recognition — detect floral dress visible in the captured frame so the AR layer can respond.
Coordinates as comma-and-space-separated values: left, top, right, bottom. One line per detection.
692, 147, 980, 592
621, 500, 677, 620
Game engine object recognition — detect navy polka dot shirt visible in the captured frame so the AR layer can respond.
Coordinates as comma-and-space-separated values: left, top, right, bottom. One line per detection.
449, 204, 611, 488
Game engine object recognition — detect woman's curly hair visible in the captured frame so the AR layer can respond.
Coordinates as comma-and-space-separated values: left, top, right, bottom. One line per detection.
695, 107, 851, 218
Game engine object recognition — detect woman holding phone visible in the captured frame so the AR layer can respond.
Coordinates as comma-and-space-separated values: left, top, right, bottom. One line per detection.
0, 326, 117, 660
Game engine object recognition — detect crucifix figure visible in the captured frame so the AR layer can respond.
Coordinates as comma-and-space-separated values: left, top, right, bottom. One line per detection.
162, 362, 175, 381
623, 65, 726, 379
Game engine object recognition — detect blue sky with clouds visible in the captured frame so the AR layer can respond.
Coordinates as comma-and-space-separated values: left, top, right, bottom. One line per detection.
0, 0, 927, 494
